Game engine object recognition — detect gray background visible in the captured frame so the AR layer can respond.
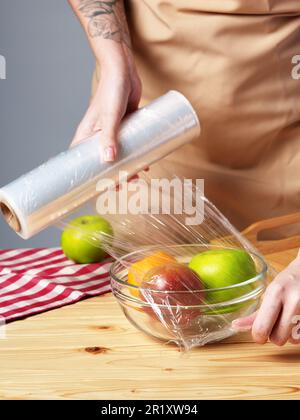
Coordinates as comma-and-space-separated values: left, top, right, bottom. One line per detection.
0, 0, 94, 248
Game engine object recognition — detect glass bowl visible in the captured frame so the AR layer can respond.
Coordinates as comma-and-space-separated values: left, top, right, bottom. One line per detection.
110, 244, 269, 348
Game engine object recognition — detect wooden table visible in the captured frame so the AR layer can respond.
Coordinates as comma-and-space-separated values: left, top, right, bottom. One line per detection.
0, 243, 300, 400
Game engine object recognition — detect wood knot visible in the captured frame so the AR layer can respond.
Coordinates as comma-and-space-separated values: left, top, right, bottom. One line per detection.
85, 346, 110, 355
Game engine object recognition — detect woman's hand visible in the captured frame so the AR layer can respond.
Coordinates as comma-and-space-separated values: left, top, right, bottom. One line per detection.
71, 50, 141, 161
69, 0, 142, 161
232, 251, 300, 346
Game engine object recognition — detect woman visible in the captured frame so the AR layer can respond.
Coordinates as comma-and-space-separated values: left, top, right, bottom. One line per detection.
69, 0, 300, 346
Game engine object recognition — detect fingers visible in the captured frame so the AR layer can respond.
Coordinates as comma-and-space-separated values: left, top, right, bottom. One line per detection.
233, 291, 300, 346
100, 111, 119, 163
99, 101, 126, 162
251, 284, 283, 344
269, 295, 300, 346
233, 257, 300, 347
70, 108, 100, 148
70, 105, 120, 162
98, 73, 131, 162
231, 311, 257, 332
70, 71, 135, 162
127, 77, 142, 113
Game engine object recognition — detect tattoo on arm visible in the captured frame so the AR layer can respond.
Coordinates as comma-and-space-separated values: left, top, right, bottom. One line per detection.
78, 0, 131, 46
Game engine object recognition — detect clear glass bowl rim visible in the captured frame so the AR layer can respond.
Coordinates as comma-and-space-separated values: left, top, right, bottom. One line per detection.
109, 244, 268, 294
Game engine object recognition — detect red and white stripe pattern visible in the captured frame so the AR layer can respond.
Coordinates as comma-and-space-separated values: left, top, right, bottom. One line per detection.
0, 248, 112, 322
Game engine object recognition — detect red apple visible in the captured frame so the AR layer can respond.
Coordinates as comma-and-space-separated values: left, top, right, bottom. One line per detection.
140, 263, 205, 328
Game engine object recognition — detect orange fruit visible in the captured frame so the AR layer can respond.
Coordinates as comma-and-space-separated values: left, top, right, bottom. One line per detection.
128, 251, 177, 297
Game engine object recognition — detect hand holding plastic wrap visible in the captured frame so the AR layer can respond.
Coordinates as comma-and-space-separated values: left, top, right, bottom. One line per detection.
0, 91, 200, 238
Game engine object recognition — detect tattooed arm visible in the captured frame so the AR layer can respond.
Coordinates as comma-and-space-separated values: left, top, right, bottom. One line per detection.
69, 0, 141, 161
78, 0, 131, 45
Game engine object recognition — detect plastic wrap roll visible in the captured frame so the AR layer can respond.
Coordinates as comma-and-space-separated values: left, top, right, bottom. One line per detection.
0, 90, 200, 239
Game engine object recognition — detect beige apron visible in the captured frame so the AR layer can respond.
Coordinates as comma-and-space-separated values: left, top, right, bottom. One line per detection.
94, 0, 300, 232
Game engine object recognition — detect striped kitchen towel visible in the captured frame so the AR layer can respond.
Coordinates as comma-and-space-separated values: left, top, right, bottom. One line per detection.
0, 248, 112, 322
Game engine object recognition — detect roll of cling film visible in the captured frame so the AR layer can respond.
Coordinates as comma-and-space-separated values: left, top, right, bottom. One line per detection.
0, 91, 200, 239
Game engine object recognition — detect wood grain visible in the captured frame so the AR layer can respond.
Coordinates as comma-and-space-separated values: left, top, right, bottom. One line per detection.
0, 247, 299, 400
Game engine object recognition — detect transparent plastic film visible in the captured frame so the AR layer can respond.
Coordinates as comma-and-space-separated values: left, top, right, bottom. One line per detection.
112, 244, 266, 350
0, 86, 273, 350
0, 91, 200, 239
57, 175, 273, 351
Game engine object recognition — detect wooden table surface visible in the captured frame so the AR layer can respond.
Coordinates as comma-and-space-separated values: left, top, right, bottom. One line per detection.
0, 247, 299, 400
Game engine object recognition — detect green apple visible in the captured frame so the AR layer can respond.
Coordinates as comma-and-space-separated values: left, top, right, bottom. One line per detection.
61, 215, 113, 264
188, 249, 257, 311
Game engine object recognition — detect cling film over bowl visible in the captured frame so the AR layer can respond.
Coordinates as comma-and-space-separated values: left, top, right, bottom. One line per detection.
58, 175, 272, 351
112, 246, 268, 350
0, 90, 273, 350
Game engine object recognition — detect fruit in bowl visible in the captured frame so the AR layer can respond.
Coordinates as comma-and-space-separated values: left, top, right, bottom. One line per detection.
112, 245, 267, 345
128, 251, 177, 297
140, 263, 205, 327
127, 247, 258, 326
141, 263, 204, 306
189, 248, 257, 312
61, 215, 113, 264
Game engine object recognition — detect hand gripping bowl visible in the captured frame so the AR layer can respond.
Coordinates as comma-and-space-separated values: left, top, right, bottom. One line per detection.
110, 244, 269, 349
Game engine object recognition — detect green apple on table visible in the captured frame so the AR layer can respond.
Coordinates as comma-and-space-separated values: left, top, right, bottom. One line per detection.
189, 248, 257, 313
61, 215, 113, 264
